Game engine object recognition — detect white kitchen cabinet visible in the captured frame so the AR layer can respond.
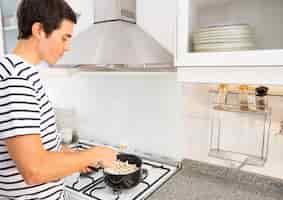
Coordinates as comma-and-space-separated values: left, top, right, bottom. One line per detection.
137, 0, 176, 54
176, 0, 283, 84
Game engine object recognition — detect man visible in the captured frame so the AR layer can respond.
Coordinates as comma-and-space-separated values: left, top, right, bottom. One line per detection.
0, 0, 117, 199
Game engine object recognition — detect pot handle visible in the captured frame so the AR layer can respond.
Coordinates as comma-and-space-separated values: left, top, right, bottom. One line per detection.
141, 168, 148, 181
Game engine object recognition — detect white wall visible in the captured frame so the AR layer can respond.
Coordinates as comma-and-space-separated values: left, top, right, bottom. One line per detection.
40, 71, 188, 161
65, 0, 94, 36
181, 83, 283, 179
136, 0, 176, 54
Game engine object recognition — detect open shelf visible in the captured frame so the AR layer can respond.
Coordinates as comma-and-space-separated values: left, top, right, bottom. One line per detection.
209, 149, 266, 167
208, 91, 271, 167
176, 0, 283, 68
213, 104, 269, 114
188, 0, 283, 53
209, 89, 283, 97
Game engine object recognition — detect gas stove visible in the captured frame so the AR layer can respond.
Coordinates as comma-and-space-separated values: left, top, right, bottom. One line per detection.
63, 140, 180, 200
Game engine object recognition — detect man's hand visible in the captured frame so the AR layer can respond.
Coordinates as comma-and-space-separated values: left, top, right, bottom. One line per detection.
61, 145, 91, 174
89, 146, 117, 168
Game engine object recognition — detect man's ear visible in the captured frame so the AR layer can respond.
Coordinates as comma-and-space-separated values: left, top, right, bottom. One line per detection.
31, 22, 46, 39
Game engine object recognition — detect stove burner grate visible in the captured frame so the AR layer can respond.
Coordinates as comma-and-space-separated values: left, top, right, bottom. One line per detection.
66, 141, 174, 200
83, 180, 151, 200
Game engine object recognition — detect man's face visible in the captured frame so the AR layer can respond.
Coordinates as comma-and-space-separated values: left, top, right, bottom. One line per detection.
38, 19, 74, 65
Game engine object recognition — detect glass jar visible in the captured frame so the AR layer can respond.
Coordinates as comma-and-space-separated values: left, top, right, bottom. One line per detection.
216, 84, 228, 108
239, 85, 249, 111
255, 86, 268, 110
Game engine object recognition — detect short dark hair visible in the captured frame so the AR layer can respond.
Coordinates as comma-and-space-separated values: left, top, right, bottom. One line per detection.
17, 0, 77, 39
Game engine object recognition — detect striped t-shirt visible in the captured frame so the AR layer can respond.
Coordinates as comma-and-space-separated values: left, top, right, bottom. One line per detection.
0, 55, 63, 199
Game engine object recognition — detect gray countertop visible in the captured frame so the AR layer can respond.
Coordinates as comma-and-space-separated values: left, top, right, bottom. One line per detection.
148, 159, 283, 200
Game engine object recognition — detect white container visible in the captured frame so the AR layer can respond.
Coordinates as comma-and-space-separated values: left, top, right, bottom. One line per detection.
55, 108, 78, 144
61, 128, 74, 144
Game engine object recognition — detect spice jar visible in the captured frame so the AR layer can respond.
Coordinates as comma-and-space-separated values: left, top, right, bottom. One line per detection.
255, 86, 268, 110
239, 85, 249, 111
216, 84, 228, 109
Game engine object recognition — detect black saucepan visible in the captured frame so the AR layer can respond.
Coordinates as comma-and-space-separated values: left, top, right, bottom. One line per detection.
103, 153, 148, 191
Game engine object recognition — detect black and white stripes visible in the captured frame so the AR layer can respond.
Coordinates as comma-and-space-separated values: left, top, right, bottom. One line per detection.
0, 55, 63, 199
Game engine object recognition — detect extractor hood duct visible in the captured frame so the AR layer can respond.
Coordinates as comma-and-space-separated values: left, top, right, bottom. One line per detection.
58, 0, 174, 69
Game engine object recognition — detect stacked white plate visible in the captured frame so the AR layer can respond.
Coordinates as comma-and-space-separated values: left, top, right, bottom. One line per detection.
192, 24, 256, 52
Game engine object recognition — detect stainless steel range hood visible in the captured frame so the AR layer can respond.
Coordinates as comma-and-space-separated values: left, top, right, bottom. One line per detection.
57, 0, 174, 71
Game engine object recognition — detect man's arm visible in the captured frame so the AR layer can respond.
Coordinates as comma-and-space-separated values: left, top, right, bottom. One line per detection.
60, 143, 94, 174
6, 134, 116, 185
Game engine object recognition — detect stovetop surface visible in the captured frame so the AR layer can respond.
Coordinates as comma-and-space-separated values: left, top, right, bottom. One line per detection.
64, 140, 179, 200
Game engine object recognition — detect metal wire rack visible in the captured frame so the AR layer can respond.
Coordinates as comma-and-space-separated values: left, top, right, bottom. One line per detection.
208, 91, 271, 168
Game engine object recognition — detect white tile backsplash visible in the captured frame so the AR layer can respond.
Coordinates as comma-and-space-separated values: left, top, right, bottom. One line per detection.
182, 83, 283, 179
41, 71, 187, 161
40, 70, 283, 179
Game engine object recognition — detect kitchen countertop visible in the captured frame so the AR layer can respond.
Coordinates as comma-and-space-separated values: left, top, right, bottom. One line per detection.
148, 159, 283, 200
